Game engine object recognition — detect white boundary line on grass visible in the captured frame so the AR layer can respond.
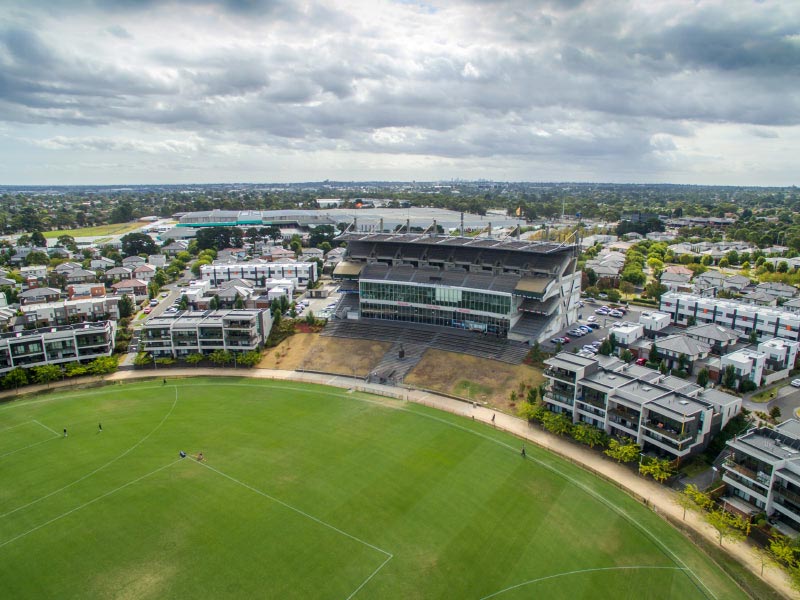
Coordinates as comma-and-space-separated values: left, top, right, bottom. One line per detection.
478, 565, 690, 599
178, 381, 718, 600
0, 458, 182, 550
0, 435, 59, 459
0, 420, 35, 434
32, 419, 59, 436
193, 460, 394, 599
0, 387, 180, 520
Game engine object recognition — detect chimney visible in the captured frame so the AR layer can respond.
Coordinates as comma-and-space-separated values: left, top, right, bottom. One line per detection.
460, 211, 465, 237
379, 218, 384, 233
432, 219, 437, 238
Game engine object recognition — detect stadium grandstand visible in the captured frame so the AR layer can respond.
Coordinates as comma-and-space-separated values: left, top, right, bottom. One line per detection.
331, 231, 581, 346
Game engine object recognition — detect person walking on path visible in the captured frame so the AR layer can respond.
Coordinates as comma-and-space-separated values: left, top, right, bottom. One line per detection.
98, 423, 102, 433
521, 446, 526, 458
63, 428, 67, 438
163, 378, 167, 385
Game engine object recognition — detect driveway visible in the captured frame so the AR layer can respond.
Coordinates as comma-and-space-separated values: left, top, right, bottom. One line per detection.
744, 383, 800, 420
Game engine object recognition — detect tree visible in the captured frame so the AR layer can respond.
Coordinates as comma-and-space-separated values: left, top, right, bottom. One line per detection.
32, 364, 61, 387
196, 227, 243, 251
541, 412, 572, 436
121, 233, 158, 257
30, 231, 47, 247
178, 294, 189, 310
650, 343, 660, 363
683, 483, 714, 510
118, 294, 135, 319
87, 356, 118, 376
620, 349, 634, 363
209, 295, 220, 310
696, 368, 709, 388
659, 359, 668, 375
57, 234, 77, 251
705, 509, 747, 546
237, 350, 262, 367
675, 487, 696, 520
234, 293, 245, 309
290, 238, 302, 256
723, 364, 737, 389
770, 405, 782, 421
308, 224, 336, 247
3, 367, 28, 391
571, 422, 607, 448
65, 361, 89, 377
185, 352, 204, 367
209, 349, 233, 367
25, 251, 50, 266
769, 534, 798, 570
604, 437, 640, 463
517, 401, 544, 423
619, 281, 635, 297
638, 457, 674, 483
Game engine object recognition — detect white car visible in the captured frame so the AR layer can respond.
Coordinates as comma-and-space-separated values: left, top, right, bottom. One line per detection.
609, 309, 624, 318
582, 345, 597, 353
587, 316, 597, 322
791, 379, 800, 388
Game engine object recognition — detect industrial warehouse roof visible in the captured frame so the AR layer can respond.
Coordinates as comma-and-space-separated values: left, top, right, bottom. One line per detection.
359, 263, 524, 294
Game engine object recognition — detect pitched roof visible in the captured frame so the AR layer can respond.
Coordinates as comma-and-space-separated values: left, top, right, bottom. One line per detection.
685, 323, 739, 343
655, 334, 711, 357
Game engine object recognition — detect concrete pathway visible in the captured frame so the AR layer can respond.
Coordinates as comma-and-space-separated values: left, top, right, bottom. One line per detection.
1, 366, 794, 598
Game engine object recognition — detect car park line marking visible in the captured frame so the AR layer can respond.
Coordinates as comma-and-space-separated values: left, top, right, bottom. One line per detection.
478, 566, 690, 599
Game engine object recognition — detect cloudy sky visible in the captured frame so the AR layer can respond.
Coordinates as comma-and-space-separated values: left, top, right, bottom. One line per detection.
0, 0, 798, 186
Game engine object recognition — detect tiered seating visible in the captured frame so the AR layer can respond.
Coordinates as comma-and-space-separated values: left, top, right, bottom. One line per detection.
322, 319, 530, 364
509, 313, 554, 340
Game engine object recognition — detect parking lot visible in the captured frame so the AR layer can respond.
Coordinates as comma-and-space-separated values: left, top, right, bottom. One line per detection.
546, 300, 647, 355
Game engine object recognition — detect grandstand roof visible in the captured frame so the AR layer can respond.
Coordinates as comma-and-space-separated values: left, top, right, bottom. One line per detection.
337, 232, 576, 255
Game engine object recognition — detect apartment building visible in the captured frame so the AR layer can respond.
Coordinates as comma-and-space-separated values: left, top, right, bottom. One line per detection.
543, 352, 741, 461
141, 309, 273, 358
660, 292, 800, 342
722, 420, 800, 534
20, 297, 120, 327
0, 321, 116, 374
200, 262, 317, 289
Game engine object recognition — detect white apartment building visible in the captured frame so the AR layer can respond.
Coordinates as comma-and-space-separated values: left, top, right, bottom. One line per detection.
20, 297, 120, 327
201, 262, 317, 289
758, 338, 800, 371
660, 292, 800, 342
722, 420, 800, 533
608, 322, 644, 347
0, 321, 116, 374
720, 349, 766, 386
141, 309, 273, 358
543, 352, 741, 461
639, 311, 671, 335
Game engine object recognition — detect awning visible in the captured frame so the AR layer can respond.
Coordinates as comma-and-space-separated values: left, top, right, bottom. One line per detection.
514, 277, 552, 297
333, 261, 365, 278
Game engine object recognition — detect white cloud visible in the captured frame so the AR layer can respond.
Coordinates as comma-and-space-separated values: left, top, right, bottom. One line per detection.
0, 0, 798, 184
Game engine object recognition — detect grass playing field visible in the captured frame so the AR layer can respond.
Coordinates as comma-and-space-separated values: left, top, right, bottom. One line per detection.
0, 378, 748, 599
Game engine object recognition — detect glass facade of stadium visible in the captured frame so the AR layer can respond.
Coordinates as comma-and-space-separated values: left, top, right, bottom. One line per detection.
359, 280, 515, 335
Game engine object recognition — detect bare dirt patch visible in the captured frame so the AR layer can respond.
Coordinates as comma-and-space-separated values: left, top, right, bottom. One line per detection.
405, 349, 544, 412
257, 333, 391, 377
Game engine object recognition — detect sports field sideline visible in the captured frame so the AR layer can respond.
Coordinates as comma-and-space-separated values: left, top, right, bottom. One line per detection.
0, 378, 748, 599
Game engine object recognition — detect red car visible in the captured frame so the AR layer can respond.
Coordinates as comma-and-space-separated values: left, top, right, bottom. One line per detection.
635, 357, 647, 366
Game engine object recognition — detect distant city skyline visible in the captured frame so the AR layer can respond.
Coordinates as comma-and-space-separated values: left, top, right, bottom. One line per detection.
1, 1, 798, 186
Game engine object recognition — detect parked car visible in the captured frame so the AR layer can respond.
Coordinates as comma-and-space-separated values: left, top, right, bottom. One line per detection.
562, 336, 571, 344
598, 293, 609, 299
143, 307, 152, 314
587, 315, 597, 322
792, 379, 800, 388
578, 326, 592, 334
551, 337, 567, 345
586, 323, 601, 330
149, 299, 159, 307
609, 309, 624, 318
582, 344, 597, 353
595, 308, 609, 315
568, 329, 586, 337
635, 358, 647, 366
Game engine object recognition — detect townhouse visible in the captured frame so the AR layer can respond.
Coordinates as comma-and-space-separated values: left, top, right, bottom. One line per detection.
543, 352, 741, 461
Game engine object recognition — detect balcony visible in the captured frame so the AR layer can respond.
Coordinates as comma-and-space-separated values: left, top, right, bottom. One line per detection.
643, 420, 692, 442
723, 461, 771, 486
543, 393, 574, 407
581, 395, 606, 409
608, 407, 640, 422
774, 486, 800, 507
544, 369, 575, 384
642, 424, 692, 446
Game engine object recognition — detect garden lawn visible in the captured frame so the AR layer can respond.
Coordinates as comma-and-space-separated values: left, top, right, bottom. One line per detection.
0, 378, 747, 599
